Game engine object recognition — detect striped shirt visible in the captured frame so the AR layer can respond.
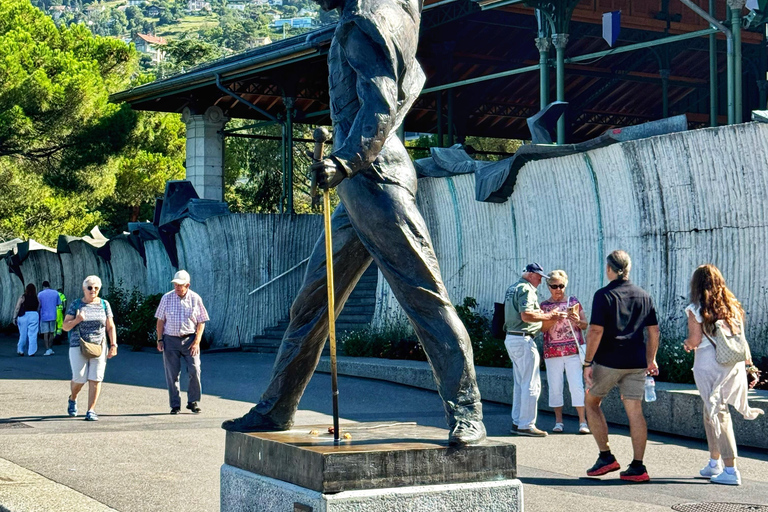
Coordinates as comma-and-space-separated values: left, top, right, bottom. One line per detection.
155, 290, 209, 337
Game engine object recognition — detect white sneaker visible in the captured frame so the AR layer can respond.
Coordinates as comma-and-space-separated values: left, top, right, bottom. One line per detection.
711, 468, 741, 485
43, 349, 54, 356
699, 459, 723, 478
578, 422, 591, 434
552, 422, 564, 433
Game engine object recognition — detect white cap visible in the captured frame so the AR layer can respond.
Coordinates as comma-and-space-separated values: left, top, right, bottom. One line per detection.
171, 270, 190, 286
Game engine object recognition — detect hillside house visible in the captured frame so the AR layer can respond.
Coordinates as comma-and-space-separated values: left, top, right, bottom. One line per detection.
132, 33, 167, 63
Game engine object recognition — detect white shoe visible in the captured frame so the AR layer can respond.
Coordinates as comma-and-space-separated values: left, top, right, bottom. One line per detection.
552, 422, 564, 433
578, 422, 590, 434
699, 459, 723, 478
43, 349, 54, 356
711, 468, 741, 486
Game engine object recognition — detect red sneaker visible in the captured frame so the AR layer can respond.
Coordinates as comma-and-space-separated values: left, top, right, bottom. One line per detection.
620, 464, 650, 482
587, 456, 621, 476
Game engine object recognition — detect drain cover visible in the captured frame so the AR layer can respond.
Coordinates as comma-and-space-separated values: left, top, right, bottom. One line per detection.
0, 421, 31, 429
673, 504, 768, 512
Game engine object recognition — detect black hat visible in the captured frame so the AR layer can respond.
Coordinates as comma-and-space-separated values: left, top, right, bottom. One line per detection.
524, 262, 548, 278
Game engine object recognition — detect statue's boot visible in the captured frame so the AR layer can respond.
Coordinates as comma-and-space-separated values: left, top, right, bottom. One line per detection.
221, 407, 293, 432
448, 418, 487, 446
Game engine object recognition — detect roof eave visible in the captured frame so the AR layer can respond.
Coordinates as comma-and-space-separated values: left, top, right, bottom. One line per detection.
111, 26, 334, 105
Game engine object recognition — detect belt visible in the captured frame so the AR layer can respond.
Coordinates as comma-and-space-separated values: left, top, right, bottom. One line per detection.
507, 331, 528, 337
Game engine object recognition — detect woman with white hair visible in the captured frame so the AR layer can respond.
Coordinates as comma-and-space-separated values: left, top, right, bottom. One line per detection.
541, 269, 590, 434
62, 276, 117, 421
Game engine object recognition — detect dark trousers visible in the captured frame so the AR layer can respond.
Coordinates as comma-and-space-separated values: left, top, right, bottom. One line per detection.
162, 334, 202, 408
252, 162, 482, 428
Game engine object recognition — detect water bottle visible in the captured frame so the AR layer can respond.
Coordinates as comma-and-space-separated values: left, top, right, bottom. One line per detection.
644, 376, 657, 402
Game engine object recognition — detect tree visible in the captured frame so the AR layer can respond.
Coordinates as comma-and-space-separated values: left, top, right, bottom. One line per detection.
223, 122, 327, 214
0, 0, 186, 243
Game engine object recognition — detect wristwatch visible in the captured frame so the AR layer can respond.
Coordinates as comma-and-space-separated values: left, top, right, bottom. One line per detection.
582, 360, 593, 368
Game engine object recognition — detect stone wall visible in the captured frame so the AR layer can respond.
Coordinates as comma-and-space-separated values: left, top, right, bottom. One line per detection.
0, 214, 322, 348
373, 122, 768, 356
3, 122, 768, 353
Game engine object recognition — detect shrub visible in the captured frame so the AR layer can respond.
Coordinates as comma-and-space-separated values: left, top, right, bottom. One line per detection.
455, 297, 510, 368
104, 281, 163, 350
655, 337, 695, 384
341, 321, 425, 361
341, 297, 510, 368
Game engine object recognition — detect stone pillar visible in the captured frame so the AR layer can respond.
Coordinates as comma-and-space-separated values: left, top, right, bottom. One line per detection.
182, 106, 229, 201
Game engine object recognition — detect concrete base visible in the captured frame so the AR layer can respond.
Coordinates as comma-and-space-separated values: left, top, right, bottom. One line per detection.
221, 464, 523, 512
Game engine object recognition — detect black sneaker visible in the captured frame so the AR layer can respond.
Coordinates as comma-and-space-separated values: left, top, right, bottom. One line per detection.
170, 407, 180, 415
620, 464, 650, 482
186, 402, 201, 414
587, 455, 620, 476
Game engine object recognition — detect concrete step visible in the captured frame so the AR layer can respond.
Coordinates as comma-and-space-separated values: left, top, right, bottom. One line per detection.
338, 306, 372, 315
344, 297, 376, 307
334, 314, 372, 324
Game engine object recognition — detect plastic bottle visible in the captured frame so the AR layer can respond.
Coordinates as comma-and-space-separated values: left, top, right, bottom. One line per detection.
644, 376, 657, 402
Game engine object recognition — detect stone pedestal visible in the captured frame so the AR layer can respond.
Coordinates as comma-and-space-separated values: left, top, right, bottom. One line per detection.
181, 105, 228, 201
221, 423, 523, 512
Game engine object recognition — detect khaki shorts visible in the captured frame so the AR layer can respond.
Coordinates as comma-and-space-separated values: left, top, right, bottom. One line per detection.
589, 363, 646, 400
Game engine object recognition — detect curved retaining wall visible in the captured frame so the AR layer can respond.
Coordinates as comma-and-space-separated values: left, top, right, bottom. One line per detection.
1, 214, 323, 348
3, 122, 768, 354
374, 122, 768, 357
177, 214, 323, 347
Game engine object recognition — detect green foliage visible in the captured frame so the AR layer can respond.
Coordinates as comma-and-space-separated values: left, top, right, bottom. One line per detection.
160, 37, 226, 73
341, 321, 426, 361
341, 297, 511, 368
104, 281, 163, 350
455, 297, 511, 368
655, 337, 695, 384
0, 0, 186, 243
224, 121, 335, 214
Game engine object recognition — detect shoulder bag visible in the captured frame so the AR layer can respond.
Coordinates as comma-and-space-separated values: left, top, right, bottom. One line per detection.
702, 319, 750, 366
79, 299, 108, 359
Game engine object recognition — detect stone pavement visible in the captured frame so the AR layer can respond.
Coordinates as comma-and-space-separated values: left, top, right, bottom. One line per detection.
1, 335, 767, 512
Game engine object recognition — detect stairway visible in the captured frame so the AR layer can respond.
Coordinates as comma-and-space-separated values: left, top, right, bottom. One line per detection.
245, 264, 378, 353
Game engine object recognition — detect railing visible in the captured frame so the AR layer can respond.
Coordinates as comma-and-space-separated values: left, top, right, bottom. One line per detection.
248, 257, 310, 296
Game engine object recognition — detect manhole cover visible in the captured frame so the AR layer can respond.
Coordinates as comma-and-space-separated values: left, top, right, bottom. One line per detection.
0, 421, 31, 429
673, 504, 768, 512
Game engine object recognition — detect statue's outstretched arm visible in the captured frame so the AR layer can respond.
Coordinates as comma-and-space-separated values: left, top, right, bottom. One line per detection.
331, 24, 399, 178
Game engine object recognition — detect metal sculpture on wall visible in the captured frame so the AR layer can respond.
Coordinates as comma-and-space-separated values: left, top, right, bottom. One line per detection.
222, 0, 487, 445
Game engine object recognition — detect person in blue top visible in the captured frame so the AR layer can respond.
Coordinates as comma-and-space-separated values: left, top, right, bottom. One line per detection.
62, 276, 118, 421
37, 281, 62, 356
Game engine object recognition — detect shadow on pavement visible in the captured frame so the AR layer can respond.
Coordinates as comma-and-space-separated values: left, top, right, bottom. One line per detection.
521, 476, 707, 486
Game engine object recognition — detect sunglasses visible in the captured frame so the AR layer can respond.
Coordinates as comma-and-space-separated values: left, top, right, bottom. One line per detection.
548, 284, 565, 289
87, 286, 100, 291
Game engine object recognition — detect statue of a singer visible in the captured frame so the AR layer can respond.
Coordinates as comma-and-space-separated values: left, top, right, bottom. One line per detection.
222, 0, 486, 445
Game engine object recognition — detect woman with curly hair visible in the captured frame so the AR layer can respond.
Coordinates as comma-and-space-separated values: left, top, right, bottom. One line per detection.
683, 264, 763, 486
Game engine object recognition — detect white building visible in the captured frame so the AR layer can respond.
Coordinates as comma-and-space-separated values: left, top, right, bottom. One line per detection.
132, 33, 167, 63
186, 0, 211, 11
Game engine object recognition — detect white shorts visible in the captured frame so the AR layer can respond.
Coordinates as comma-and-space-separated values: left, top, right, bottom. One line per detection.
69, 346, 107, 383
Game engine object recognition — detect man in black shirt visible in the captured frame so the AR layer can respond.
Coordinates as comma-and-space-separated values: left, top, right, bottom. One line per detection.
582, 250, 660, 482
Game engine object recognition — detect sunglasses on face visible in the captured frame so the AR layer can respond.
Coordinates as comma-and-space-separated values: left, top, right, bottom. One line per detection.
548, 284, 565, 289
87, 286, 100, 291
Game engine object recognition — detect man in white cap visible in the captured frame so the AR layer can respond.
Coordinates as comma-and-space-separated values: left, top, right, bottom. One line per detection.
155, 270, 209, 414
504, 262, 566, 437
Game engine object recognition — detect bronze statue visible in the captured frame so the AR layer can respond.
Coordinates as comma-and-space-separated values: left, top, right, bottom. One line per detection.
222, 0, 486, 445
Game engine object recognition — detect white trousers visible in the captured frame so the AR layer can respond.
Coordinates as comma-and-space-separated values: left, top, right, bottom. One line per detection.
505, 334, 541, 429
544, 354, 585, 408
17, 312, 39, 356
